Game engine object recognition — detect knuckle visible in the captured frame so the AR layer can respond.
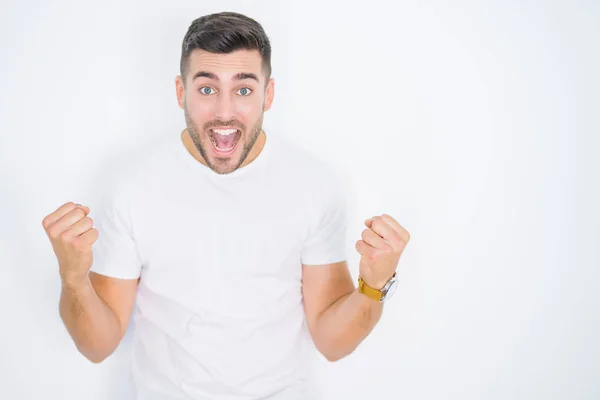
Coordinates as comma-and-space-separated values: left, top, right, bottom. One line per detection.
59, 231, 72, 242
67, 238, 81, 250
48, 228, 60, 239
383, 213, 394, 223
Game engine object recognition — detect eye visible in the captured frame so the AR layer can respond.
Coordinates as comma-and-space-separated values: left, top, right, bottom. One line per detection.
236, 87, 252, 96
199, 86, 215, 95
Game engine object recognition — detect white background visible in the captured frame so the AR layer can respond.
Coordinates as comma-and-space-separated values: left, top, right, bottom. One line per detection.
1, 0, 599, 399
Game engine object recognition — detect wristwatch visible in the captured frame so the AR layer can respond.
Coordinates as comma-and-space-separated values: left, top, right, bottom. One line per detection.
358, 272, 398, 302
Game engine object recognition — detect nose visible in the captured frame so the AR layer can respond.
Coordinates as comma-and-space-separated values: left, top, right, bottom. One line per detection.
213, 92, 235, 121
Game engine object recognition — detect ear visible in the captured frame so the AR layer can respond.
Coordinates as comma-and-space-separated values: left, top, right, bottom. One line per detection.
263, 77, 275, 112
175, 75, 185, 109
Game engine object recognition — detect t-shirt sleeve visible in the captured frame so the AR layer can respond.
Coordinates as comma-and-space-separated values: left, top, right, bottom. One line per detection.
89, 170, 143, 280
301, 172, 348, 266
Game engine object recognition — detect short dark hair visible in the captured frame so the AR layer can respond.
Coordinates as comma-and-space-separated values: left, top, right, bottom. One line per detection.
180, 12, 272, 85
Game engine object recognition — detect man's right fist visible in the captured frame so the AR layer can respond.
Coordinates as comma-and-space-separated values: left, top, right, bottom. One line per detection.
42, 202, 99, 287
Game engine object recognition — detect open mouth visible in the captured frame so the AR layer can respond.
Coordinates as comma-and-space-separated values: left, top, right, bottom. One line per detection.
208, 128, 242, 154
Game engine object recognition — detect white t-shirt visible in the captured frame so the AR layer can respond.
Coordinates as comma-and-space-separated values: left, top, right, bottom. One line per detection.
89, 131, 348, 400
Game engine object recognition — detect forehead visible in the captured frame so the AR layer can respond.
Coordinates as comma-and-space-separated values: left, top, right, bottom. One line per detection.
187, 48, 264, 81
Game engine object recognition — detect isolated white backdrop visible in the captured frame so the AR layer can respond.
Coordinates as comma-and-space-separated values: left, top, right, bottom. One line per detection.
0, 0, 598, 399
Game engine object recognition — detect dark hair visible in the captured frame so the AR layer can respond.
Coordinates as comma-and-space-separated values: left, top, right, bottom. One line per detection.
180, 11, 272, 85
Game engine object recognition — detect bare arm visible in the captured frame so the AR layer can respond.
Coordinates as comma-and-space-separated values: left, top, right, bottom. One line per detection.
59, 272, 138, 363
302, 261, 383, 362
43, 201, 138, 363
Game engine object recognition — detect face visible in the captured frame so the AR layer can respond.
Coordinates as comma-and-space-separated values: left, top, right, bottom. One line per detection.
176, 48, 274, 175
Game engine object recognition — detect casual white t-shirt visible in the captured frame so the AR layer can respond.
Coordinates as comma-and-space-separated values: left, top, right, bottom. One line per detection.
89, 131, 348, 400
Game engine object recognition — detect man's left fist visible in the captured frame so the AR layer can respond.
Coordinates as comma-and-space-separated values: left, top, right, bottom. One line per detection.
355, 214, 410, 290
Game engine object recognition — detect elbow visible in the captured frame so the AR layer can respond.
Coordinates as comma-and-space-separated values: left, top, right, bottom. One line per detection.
76, 342, 114, 364
85, 352, 109, 364
323, 349, 353, 362
72, 329, 123, 364
324, 353, 343, 363
313, 334, 357, 363
319, 345, 355, 363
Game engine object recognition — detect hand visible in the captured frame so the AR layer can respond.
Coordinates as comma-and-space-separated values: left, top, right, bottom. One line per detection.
42, 202, 99, 287
355, 214, 410, 289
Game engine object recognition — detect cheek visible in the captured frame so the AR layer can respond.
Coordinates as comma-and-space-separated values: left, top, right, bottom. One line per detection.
186, 99, 212, 121
236, 103, 252, 116
236, 98, 263, 117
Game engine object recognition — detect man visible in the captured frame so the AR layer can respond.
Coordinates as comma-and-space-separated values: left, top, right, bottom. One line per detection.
42, 11, 410, 400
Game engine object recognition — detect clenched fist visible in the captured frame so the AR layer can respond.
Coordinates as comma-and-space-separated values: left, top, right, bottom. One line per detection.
355, 214, 410, 290
42, 202, 99, 287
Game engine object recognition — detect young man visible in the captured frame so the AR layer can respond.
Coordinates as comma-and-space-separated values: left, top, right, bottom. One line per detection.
42, 11, 410, 400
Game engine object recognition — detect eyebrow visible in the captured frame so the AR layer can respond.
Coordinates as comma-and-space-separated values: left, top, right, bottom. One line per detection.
192, 71, 259, 82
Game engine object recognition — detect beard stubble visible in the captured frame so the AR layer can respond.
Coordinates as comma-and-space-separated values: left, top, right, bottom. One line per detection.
183, 104, 264, 175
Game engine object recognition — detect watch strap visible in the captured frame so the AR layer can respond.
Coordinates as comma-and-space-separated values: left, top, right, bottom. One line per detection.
358, 275, 384, 301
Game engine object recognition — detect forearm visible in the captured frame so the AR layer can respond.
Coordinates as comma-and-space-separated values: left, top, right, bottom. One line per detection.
312, 289, 383, 362
59, 276, 121, 363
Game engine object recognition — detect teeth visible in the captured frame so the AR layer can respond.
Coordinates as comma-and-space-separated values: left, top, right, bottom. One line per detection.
212, 128, 237, 136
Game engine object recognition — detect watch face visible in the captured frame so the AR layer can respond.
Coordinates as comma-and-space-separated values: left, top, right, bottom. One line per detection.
382, 279, 399, 301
